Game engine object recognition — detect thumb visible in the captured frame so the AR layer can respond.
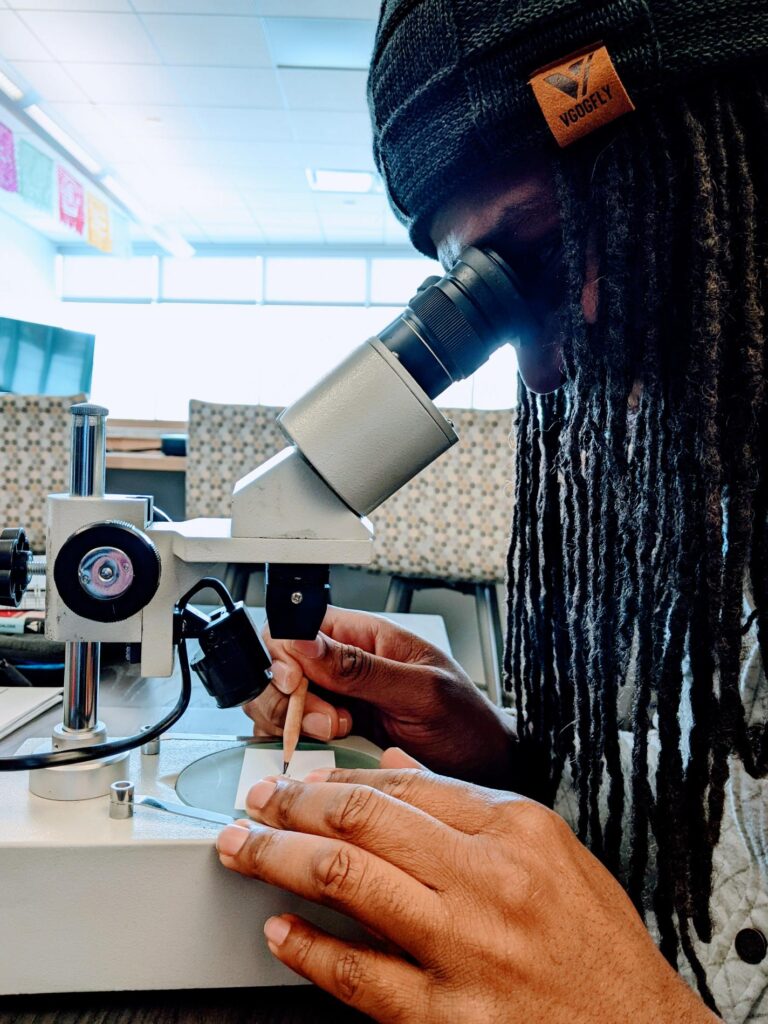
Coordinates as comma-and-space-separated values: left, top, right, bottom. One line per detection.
289, 633, 427, 707
379, 746, 425, 770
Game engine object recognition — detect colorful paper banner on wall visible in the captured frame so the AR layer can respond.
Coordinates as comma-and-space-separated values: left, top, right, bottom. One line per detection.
0, 122, 18, 193
86, 192, 111, 253
17, 139, 53, 211
57, 165, 84, 233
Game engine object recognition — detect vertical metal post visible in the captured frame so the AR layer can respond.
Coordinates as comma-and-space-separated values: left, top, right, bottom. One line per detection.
62, 403, 108, 734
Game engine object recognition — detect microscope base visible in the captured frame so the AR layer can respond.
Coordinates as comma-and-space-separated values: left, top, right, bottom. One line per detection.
0, 736, 364, 995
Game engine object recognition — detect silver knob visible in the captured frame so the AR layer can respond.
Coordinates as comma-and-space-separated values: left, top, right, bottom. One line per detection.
109, 779, 135, 819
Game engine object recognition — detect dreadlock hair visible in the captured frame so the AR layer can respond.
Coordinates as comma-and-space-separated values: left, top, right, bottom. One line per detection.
505, 71, 768, 1013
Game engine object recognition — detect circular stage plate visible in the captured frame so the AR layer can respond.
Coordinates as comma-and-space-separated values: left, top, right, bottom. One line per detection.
176, 742, 378, 818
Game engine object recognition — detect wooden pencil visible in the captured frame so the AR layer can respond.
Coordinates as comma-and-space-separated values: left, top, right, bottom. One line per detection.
282, 675, 308, 775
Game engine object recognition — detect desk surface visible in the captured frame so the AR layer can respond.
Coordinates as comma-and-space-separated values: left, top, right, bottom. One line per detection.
0, 610, 450, 1023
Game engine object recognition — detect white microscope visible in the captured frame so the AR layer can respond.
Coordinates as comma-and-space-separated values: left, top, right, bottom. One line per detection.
0, 246, 535, 995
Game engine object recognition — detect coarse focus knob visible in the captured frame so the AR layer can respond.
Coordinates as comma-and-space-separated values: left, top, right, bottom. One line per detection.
54, 521, 161, 623
0, 528, 31, 608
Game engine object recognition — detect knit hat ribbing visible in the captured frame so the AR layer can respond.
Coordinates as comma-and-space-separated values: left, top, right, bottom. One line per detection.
368, 0, 768, 257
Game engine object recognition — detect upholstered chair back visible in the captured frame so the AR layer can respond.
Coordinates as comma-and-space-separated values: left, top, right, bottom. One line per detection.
185, 400, 285, 519
0, 393, 85, 553
185, 400, 515, 585
371, 408, 515, 584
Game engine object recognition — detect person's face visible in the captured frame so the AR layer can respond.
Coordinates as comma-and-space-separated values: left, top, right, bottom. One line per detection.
429, 164, 598, 394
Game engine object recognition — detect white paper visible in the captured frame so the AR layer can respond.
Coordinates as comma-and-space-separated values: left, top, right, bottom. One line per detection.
235, 748, 336, 810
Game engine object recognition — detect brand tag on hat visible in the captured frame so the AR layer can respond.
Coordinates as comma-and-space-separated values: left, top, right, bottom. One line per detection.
529, 43, 635, 147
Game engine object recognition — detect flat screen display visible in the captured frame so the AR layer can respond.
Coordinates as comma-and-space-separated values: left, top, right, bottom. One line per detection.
0, 317, 94, 395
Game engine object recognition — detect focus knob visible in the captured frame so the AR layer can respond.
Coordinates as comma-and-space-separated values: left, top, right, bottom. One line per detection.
0, 528, 31, 608
54, 521, 161, 622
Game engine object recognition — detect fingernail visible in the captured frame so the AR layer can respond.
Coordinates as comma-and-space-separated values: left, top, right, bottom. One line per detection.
304, 769, 332, 783
216, 824, 250, 857
302, 712, 333, 740
337, 712, 352, 737
291, 637, 324, 659
270, 662, 293, 692
246, 779, 277, 811
264, 916, 291, 947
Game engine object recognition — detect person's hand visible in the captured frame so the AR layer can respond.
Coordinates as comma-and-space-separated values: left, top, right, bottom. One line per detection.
243, 606, 516, 786
216, 766, 718, 1024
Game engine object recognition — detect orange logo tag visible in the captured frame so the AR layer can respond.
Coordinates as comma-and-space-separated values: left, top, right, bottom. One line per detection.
529, 43, 635, 147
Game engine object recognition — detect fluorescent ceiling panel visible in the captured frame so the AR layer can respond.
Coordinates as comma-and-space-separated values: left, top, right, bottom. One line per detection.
25, 103, 102, 173
0, 68, 24, 100
17, 11, 158, 63
141, 14, 272, 67
263, 17, 376, 70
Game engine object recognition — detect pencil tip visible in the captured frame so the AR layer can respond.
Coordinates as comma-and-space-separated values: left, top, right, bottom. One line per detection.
282, 761, 289, 775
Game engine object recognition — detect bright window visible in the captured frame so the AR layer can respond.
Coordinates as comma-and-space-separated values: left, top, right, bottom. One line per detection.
61, 256, 157, 301
370, 257, 442, 304
265, 257, 366, 304
162, 257, 262, 302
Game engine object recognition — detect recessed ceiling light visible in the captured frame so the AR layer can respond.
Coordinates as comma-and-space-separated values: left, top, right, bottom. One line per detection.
306, 168, 375, 193
24, 104, 102, 175
0, 70, 23, 103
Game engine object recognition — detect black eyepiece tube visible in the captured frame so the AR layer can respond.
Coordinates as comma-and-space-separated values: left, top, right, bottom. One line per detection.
378, 247, 536, 399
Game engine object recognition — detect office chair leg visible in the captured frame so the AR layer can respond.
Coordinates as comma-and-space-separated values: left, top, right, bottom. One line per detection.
224, 564, 250, 602
475, 583, 503, 706
384, 576, 414, 613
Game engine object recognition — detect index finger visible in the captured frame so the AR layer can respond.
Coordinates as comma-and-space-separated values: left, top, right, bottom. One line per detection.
304, 767, 515, 836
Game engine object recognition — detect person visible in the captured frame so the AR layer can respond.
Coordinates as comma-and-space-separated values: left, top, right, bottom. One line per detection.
215, 2, 768, 1020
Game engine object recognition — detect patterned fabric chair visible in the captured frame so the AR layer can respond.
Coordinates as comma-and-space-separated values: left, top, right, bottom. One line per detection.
371, 408, 515, 704
185, 399, 515, 703
0, 393, 85, 552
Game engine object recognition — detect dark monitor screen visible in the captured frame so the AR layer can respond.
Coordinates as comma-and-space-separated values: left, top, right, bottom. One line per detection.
0, 317, 94, 395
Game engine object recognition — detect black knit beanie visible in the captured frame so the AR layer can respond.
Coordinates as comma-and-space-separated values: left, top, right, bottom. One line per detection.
368, 0, 768, 257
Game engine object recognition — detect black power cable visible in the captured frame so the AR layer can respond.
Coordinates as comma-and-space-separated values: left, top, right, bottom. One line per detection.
0, 577, 231, 772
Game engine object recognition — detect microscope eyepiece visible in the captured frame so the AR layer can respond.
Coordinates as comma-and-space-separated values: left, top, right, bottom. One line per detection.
378, 246, 537, 399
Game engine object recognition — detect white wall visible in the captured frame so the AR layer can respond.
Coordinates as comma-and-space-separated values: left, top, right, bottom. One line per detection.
0, 210, 59, 324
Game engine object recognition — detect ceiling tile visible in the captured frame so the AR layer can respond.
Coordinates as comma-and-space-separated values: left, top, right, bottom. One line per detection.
253, 0, 380, 17
263, 17, 375, 70
290, 109, 371, 145
303, 142, 374, 172
141, 14, 271, 67
11, 60, 88, 101
93, 103, 204, 139
190, 106, 292, 142
0, 11, 54, 59
9, 0, 131, 9
16, 11, 158, 63
134, 0, 256, 12
278, 68, 368, 112
45, 100, 121, 145
168, 65, 281, 107
225, 165, 308, 191
200, 223, 266, 241
63, 62, 181, 105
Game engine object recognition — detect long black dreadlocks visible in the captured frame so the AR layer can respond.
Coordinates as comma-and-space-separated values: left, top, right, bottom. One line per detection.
505, 72, 768, 1012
